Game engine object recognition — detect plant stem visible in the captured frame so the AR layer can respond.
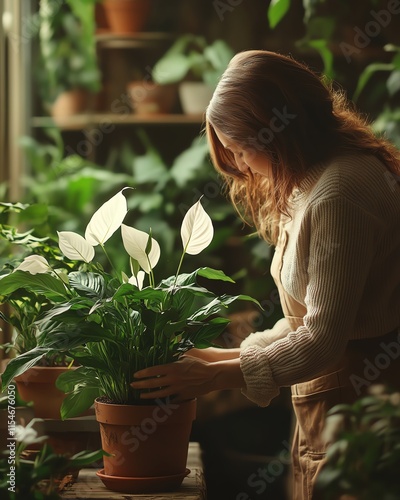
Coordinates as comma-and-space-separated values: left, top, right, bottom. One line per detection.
100, 243, 116, 274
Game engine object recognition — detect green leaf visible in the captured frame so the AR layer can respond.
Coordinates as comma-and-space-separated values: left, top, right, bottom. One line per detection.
268, 0, 291, 29
68, 271, 107, 299
37, 320, 114, 349
306, 39, 334, 78
353, 63, 394, 102
191, 317, 231, 348
0, 270, 69, 302
153, 53, 191, 85
387, 69, 400, 96
113, 283, 167, 303
0, 348, 50, 388
69, 449, 108, 468
303, 0, 322, 23
197, 267, 236, 283
170, 136, 210, 188
58, 368, 101, 419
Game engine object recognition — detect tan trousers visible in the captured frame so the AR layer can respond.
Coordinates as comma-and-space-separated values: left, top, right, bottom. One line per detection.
270, 227, 400, 499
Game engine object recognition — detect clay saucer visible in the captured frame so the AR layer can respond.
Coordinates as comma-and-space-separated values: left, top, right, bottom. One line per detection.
96, 468, 191, 493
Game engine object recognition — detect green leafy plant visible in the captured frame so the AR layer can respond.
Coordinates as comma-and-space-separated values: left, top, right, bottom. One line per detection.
315, 385, 400, 500
353, 44, 400, 149
0, 418, 105, 500
152, 34, 234, 87
37, 0, 101, 105
0, 202, 78, 366
266, 0, 400, 156
0, 189, 259, 418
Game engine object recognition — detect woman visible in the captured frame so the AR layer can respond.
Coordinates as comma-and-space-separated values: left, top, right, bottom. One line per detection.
132, 50, 400, 498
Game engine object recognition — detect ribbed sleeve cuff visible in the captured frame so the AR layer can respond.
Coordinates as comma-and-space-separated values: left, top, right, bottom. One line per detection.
240, 346, 280, 407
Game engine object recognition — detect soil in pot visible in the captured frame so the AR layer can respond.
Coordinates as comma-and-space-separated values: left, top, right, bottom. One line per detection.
94, 398, 196, 492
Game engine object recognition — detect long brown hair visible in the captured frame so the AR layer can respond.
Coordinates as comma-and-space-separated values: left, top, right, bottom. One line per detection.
206, 50, 400, 244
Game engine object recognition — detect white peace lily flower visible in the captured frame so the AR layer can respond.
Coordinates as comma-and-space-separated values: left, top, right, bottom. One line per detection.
14, 419, 47, 445
58, 231, 95, 263
128, 270, 145, 290
121, 225, 160, 274
14, 255, 51, 274
181, 198, 214, 255
85, 189, 128, 246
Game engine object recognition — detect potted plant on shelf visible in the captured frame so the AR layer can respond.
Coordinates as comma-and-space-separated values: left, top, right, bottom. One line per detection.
126, 76, 179, 116
0, 202, 81, 419
0, 189, 259, 493
152, 34, 234, 115
37, 0, 101, 121
101, 0, 151, 35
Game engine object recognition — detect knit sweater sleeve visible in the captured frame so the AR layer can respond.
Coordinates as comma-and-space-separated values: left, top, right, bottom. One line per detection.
240, 196, 381, 407
240, 317, 291, 349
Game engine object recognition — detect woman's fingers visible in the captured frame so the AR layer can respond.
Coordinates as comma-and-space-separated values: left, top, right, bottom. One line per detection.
131, 376, 168, 390
134, 364, 168, 379
131, 356, 215, 400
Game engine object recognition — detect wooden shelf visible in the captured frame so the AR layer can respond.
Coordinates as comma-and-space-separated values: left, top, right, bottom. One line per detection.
32, 114, 205, 130
95, 31, 174, 49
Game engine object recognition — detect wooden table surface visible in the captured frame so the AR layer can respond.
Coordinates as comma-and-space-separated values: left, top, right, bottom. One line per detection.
60, 442, 206, 500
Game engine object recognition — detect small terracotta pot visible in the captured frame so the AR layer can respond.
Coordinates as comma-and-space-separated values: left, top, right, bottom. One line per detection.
102, 0, 151, 34
51, 88, 90, 121
95, 398, 196, 482
126, 81, 178, 115
14, 366, 72, 420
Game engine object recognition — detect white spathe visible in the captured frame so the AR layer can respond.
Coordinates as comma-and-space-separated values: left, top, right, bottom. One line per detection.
14, 255, 51, 274
85, 190, 128, 246
128, 270, 145, 290
181, 199, 214, 255
58, 231, 95, 263
121, 225, 160, 273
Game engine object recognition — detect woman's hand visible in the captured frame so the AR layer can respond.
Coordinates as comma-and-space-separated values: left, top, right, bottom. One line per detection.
131, 355, 245, 402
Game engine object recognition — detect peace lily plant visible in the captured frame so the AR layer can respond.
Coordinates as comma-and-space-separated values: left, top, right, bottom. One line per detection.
0, 189, 257, 419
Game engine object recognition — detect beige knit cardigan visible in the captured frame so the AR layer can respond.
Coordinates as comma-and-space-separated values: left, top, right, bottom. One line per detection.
240, 153, 400, 406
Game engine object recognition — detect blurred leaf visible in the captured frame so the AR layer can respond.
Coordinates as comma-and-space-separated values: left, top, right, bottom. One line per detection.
268, 0, 291, 29
387, 69, 400, 96
353, 63, 394, 102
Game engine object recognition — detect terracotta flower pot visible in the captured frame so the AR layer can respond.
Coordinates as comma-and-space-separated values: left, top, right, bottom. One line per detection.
94, 398, 196, 493
50, 88, 90, 121
14, 366, 72, 420
126, 81, 178, 115
102, 0, 151, 34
